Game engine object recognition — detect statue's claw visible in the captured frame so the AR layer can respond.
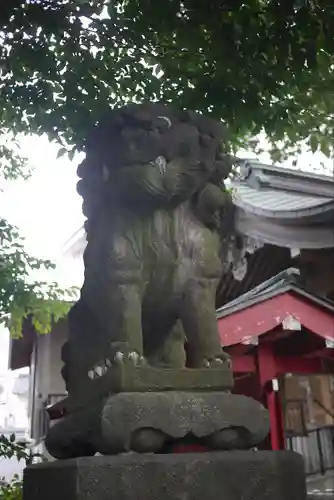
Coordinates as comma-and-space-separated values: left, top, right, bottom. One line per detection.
139, 355, 147, 366
114, 351, 125, 364
88, 361, 109, 380
128, 351, 140, 364
87, 348, 147, 381
202, 352, 231, 369
128, 351, 147, 366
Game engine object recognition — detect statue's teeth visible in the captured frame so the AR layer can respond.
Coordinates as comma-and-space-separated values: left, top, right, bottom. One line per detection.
105, 358, 112, 368
88, 370, 95, 380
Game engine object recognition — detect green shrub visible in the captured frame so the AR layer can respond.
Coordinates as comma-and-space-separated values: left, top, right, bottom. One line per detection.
0, 476, 22, 500
0, 433, 42, 500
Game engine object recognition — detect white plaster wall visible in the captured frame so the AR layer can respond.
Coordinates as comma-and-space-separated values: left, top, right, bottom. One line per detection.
29, 230, 84, 441
31, 335, 50, 439
0, 455, 26, 481
31, 323, 68, 440
48, 321, 68, 396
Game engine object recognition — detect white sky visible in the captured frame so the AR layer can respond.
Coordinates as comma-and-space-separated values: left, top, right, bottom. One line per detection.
0, 135, 84, 259
0, 135, 85, 374
0, 133, 333, 374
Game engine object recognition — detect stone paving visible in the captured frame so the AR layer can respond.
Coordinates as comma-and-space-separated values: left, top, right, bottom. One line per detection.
307, 472, 334, 498
308, 494, 334, 499
308, 490, 334, 496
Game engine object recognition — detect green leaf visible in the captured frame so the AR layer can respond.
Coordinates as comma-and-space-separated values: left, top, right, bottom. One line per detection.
320, 136, 331, 157
56, 147, 68, 159
309, 134, 319, 154
270, 148, 283, 163
0, 0, 333, 158
0, 218, 78, 338
68, 148, 76, 162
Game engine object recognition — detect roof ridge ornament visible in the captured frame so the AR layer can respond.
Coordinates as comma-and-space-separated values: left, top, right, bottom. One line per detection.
237, 159, 252, 181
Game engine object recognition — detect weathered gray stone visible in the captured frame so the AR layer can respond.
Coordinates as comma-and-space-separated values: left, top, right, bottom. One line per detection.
23, 451, 307, 500
308, 495, 334, 500
50, 365, 234, 415
62, 103, 239, 398
45, 392, 269, 458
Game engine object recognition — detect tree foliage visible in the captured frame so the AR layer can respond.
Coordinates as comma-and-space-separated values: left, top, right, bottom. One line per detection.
0, 434, 27, 500
0, 434, 43, 500
0, 1, 333, 334
1, 0, 334, 161
0, 126, 76, 338
0, 434, 30, 462
0, 475, 22, 500
0, 204, 77, 338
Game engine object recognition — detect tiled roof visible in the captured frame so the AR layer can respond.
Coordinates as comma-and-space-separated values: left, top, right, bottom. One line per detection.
217, 266, 334, 319
233, 183, 333, 218
62, 227, 86, 258
232, 160, 334, 249
232, 160, 334, 218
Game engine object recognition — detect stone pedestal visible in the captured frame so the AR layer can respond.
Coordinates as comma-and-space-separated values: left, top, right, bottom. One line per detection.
23, 451, 307, 500
53, 364, 234, 413
45, 391, 269, 458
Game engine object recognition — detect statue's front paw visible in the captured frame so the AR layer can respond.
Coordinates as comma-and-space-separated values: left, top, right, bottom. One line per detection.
127, 351, 147, 366
88, 359, 110, 380
87, 351, 147, 379
108, 342, 147, 367
113, 350, 147, 367
202, 352, 231, 369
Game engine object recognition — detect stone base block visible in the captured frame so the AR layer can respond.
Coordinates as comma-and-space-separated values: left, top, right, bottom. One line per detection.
45, 392, 269, 458
23, 451, 307, 500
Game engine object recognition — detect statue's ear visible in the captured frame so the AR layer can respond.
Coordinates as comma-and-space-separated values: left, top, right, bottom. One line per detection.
153, 116, 172, 133
77, 158, 89, 178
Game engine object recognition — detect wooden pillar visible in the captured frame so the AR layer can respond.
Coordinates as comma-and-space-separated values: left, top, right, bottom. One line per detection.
257, 343, 285, 450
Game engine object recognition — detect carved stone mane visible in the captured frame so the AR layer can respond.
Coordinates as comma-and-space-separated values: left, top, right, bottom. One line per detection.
76, 102, 232, 233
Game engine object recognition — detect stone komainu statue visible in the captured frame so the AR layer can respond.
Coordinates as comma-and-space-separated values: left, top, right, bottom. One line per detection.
62, 102, 236, 392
